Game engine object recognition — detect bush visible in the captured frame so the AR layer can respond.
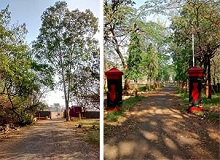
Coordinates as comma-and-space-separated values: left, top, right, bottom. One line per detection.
138, 86, 147, 91
18, 112, 34, 126
138, 86, 150, 91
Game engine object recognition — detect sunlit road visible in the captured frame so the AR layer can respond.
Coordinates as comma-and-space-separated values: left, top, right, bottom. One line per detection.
104, 84, 219, 159
0, 118, 99, 160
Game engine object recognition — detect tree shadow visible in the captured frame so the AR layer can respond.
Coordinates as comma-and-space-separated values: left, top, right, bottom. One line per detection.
104, 86, 219, 160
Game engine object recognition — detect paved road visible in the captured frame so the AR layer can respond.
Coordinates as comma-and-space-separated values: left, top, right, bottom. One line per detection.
0, 118, 99, 160
104, 84, 219, 160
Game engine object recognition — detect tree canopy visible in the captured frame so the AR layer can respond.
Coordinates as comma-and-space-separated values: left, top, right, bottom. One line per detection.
0, 6, 52, 125
33, 1, 99, 120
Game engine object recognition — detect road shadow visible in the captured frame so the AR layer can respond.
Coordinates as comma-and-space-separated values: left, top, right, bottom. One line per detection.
104, 84, 220, 160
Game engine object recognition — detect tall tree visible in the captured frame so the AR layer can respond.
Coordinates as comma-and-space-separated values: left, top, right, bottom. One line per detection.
126, 25, 142, 96
104, 0, 135, 90
33, 1, 98, 121
140, 43, 159, 87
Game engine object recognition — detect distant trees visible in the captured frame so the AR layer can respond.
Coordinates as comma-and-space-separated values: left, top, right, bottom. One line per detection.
140, 44, 159, 86
211, 50, 220, 86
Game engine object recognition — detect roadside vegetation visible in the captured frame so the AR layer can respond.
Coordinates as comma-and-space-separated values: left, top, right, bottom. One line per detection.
105, 96, 143, 122
177, 87, 220, 122
68, 118, 100, 146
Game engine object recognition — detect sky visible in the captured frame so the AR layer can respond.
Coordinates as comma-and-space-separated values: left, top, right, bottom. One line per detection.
0, 0, 100, 107
134, 0, 146, 8
0, 0, 100, 44
134, 0, 171, 27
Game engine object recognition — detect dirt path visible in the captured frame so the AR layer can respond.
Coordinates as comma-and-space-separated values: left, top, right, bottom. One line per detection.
0, 118, 99, 160
104, 84, 220, 160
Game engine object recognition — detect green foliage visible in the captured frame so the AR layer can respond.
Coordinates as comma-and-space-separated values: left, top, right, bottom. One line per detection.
211, 50, 220, 83
33, 1, 99, 114
140, 44, 159, 83
85, 130, 100, 145
138, 86, 147, 91
126, 29, 142, 80
0, 6, 53, 125
134, 18, 172, 82
104, 0, 135, 69
104, 0, 173, 85
171, 1, 220, 82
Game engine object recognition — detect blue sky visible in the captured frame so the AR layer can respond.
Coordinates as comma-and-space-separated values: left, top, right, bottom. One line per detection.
134, 0, 146, 8
0, 0, 100, 44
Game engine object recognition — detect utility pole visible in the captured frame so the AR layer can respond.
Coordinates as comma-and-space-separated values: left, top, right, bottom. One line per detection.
192, 33, 195, 66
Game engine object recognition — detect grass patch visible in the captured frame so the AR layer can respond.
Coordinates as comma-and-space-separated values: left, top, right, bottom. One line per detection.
176, 87, 220, 121
73, 119, 100, 146
202, 93, 220, 122
202, 93, 220, 109
85, 130, 100, 146
77, 119, 99, 126
176, 87, 188, 103
105, 96, 144, 122
105, 111, 122, 122
138, 86, 151, 91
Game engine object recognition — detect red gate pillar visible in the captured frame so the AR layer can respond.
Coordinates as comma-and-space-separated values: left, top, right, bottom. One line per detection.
188, 66, 203, 112
105, 67, 123, 111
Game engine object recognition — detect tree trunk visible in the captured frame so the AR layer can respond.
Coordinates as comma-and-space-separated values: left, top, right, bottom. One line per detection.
61, 69, 70, 121
58, 43, 70, 121
134, 80, 138, 97
207, 57, 212, 99
64, 84, 70, 121
213, 60, 216, 85
110, 28, 129, 91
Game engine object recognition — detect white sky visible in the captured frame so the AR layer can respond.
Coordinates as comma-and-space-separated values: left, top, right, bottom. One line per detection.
0, 0, 100, 107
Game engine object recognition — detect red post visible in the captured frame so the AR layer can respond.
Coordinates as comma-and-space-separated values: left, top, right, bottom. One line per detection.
188, 66, 203, 112
105, 67, 123, 111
